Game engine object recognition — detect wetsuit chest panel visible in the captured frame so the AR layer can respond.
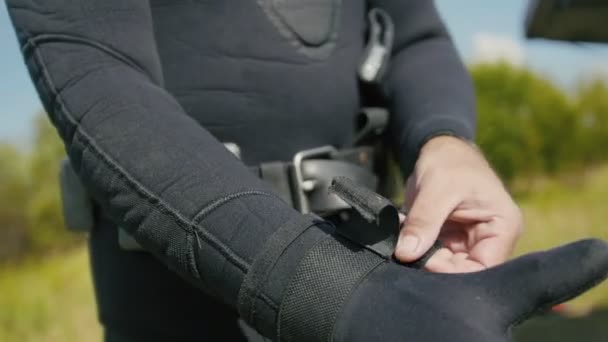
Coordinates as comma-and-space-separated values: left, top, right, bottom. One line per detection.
149, 0, 366, 165
260, 0, 341, 54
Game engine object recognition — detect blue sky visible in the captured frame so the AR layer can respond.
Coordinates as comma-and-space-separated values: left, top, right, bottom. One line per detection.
1, 1, 608, 144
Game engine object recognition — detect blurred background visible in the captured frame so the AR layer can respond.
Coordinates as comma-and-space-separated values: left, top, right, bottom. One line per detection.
1, 0, 607, 341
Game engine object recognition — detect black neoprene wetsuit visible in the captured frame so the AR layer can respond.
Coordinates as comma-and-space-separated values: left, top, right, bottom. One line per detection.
7, 1, 608, 341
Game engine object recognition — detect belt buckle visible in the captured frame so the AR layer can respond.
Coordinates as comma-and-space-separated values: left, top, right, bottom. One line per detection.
291, 145, 337, 213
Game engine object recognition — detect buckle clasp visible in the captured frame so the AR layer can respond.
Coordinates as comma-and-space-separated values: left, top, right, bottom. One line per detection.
291, 145, 337, 213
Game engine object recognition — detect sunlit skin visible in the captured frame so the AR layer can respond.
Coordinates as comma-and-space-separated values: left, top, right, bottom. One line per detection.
395, 135, 524, 273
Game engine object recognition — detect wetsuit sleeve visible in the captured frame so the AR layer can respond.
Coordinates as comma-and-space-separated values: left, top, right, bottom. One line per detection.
5, 0, 303, 306
369, 0, 477, 175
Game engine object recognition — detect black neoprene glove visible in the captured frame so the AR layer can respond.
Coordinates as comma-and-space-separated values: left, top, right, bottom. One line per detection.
263, 179, 608, 342
333, 238, 608, 341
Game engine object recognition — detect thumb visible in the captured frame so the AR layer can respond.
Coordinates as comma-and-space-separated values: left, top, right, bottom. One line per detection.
395, 185, 458, 262
485, 239, 608, 324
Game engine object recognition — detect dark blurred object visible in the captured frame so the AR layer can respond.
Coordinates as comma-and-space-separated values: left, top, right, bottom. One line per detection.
526, 0, 608, 42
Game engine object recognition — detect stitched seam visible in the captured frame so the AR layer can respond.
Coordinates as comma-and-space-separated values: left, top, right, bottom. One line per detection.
329, 260, 386, 341
73, 124, 250, 272
276, 238, 383, 341
260, 292, 279, 311
187, 233, 202, 279
23, 34, 154, 84
31, 42, 249, 272
250, 220, 324, 324
193, 191, 282, 224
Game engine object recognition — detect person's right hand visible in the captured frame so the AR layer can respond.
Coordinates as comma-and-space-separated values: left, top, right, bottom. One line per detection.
395, 135, 523, 273
332, 239, 608, 341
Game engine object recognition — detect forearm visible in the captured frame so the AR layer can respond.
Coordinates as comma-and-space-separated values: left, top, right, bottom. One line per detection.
6, 0, 309, 307
369, 0, 477, 175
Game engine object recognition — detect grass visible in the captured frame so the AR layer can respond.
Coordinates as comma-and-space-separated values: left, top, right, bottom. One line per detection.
0, 247, 101, 342
0, 165, 606, 341
514, 164, 608, 313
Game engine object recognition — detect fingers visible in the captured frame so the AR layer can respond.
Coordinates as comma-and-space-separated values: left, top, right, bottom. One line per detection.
424, 248, 486, 273
467, 204, 523, 268
484, 239, 608, 322
395, 180, 459, 263
422, 220, 515, 272
468, 225, 517, 268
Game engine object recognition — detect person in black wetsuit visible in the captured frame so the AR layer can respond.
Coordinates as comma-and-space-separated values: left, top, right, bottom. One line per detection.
6, 1, 608, 341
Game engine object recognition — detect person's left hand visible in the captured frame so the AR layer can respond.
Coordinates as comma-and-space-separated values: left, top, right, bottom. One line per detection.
394, 135, 523, 273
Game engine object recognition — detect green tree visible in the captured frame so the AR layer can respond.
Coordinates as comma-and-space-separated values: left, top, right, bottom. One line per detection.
471, 63, 578, 184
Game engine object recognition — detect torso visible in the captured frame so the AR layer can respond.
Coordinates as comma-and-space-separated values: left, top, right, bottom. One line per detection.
150, 0, 367, 164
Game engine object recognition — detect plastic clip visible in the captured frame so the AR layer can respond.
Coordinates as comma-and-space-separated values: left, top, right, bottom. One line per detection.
358, 8, 394, 84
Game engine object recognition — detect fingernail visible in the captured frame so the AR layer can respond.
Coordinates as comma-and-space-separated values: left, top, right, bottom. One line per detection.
399, 235, 420, 255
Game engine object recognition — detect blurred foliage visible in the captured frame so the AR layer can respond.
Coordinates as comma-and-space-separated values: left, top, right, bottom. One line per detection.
25, 116, 78, 253
574, 79, 608, 165
0, 144, 29, 259
471, 62, 605, 184
0, 115, 80, 262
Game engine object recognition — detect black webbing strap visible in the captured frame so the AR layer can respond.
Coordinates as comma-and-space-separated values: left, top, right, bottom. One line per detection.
329, 176, 399, 258
329, 176, 441, 268
238, 214, 328, 328
277, 236, 385, 342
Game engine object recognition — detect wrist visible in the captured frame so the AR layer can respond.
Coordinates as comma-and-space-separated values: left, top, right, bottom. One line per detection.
420, 134, 477, 156
398, 118, 475, 177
